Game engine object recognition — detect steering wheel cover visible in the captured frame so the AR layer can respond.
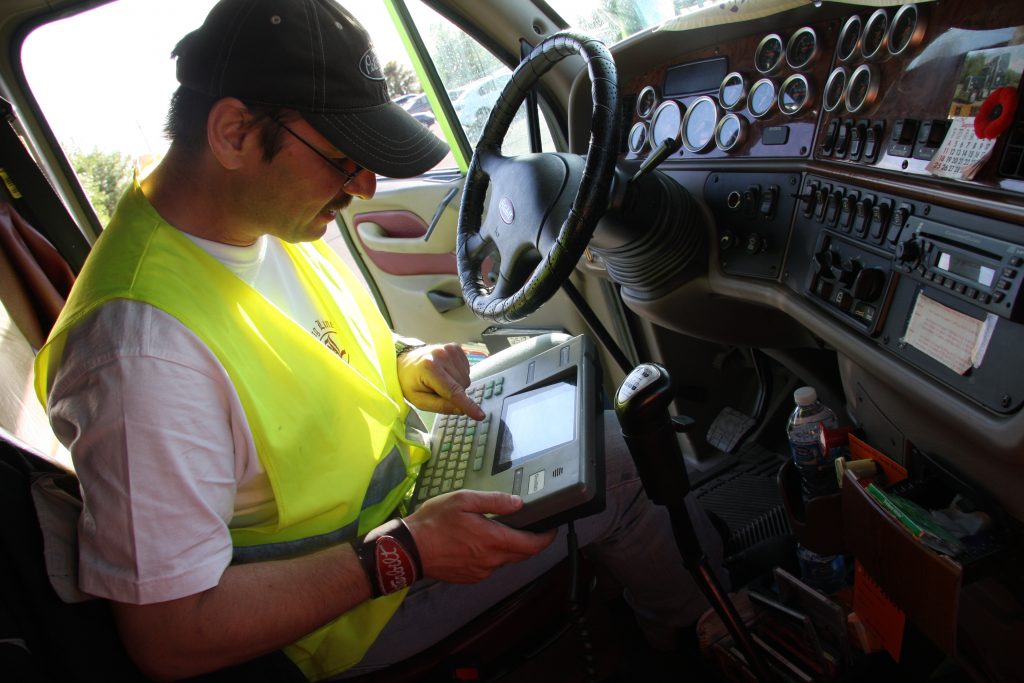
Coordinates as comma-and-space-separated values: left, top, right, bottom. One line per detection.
457, 31, 619, 323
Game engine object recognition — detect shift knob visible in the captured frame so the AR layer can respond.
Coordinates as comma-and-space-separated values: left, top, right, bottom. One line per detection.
614, 363, 690, 504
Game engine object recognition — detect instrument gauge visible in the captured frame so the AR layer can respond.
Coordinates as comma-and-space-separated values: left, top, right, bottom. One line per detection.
846, 64, 880, 114
635, 85, 659, 119
837, 15, 863, 62
754, 34, 785, 74
719, 72, 748, 111
786, 27, 819, 71
823, 67, 848, 113
888, 4, 925, 56
628, 122, 649, 154
681, 96, 719, 153
779, 74, 812, 116
650, 100, 684, 147
748, 78, 777, 119
715, 113, 748, 152
862, 9, 889, 61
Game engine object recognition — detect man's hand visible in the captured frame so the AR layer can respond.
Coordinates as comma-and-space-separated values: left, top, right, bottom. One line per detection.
404, 490, 558, 583
397, 343, 485, 420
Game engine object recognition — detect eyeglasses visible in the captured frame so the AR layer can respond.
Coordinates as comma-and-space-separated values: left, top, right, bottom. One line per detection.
276, 121, 365, 187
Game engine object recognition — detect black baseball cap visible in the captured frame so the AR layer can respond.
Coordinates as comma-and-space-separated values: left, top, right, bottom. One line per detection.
172, 0, 448, 178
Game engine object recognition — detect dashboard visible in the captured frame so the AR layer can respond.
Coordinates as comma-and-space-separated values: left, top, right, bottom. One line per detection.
570, 0, 1024, 521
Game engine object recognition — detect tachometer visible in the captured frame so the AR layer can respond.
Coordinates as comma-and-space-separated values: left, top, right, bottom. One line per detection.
837, 15, 862, 63
748, 78, 777, 119
715, 113, 748, 152
635, 85, 659, 119
862, 9, 889, 61
823, 67, 848, 113
649, 100, 683, 147
628, 122, 649, 154
786, 27, 819, 71
779, 74, 812, 116
755, 34, 785, 74
888, 4, 925, 56
719, 72, 747, 111
681, 96, 719, 153
846, 64, 880, 114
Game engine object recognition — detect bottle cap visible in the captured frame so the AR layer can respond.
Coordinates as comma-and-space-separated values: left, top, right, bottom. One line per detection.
794, 386, 817, 406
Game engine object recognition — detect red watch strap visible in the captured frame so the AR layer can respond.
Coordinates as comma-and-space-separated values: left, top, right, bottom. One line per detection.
355, 518, 422, 597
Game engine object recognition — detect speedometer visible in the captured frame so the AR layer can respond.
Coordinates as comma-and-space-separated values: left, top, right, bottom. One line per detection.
786, 27, 819, 71
681, 96, 719, 153
755, 34, 785, 74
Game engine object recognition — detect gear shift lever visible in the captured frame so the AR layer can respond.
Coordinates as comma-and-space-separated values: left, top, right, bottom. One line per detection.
615, 363, 771, 681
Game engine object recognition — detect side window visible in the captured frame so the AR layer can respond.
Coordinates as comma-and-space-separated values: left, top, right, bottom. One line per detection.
21, 0, 454, 226
405, 2, 556, 153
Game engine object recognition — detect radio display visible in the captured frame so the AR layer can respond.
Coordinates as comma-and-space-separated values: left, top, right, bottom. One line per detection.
937, 252, 996, 287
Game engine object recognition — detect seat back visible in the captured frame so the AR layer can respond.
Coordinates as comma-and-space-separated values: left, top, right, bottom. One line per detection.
0, 428, 145, 681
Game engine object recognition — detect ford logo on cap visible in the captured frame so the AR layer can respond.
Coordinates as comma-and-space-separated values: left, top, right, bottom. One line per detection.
499, 197, 515, 224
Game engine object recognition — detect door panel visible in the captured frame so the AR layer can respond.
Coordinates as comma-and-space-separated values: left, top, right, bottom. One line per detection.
335, 175, 589, 347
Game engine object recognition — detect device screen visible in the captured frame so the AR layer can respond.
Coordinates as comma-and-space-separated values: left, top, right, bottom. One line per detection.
494, 378, 577, 472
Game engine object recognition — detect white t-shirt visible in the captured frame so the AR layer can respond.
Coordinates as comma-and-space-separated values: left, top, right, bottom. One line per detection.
48, 235, 338, 604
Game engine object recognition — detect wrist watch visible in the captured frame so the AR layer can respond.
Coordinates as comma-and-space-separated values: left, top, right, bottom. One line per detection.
394, 336, 426, 357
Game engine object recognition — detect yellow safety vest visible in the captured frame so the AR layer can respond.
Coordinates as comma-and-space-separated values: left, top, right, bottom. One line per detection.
35, 180, 430, 680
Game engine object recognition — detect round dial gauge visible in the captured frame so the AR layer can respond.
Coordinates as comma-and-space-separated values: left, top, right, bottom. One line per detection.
681, 96, 719, 153
786, 27, 819, 71
650, 100, 683, 147
846, 64, 880, 114
719, 72, 748, 111
748, 78, 777, 118
715, 113, 748, 152
779, 74, 812, 116
888, 4, 925, 56
636, 85, 659, 119
862, 9, 889, 61
755, 34, 785, 74
837, 15, 863, 62
823, 67, 848, 112
628, 122, 649, 154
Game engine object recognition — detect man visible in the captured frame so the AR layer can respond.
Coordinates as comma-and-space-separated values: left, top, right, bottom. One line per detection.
35, 0, 722, 680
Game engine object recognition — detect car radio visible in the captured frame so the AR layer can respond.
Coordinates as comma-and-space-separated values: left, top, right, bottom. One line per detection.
893, 218, 1024, 322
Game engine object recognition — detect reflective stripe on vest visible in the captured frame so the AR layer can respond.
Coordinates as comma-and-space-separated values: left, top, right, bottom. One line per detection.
35, 180, 430, 680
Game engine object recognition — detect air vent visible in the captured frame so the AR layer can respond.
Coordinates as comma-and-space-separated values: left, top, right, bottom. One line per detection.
551, 466, 564, 478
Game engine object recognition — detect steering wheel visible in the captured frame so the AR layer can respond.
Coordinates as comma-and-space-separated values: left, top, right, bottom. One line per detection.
457, 32, 619, 323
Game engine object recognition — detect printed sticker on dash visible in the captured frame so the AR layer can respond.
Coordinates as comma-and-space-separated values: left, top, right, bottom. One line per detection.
902, 293, 997, 375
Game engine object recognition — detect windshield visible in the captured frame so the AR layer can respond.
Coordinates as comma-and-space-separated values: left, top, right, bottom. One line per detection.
543, 0, 700, 45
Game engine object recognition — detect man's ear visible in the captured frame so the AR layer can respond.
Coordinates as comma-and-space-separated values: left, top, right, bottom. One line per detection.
207, 97, 260, 170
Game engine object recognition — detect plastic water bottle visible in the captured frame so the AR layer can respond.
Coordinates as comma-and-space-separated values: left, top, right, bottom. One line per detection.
786, 386, 839, 501
787, 386, 845, 593
796, 545, 846, 594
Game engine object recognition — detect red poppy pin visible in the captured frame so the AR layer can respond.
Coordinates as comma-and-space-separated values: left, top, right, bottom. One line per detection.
974, 86, 1018, 140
